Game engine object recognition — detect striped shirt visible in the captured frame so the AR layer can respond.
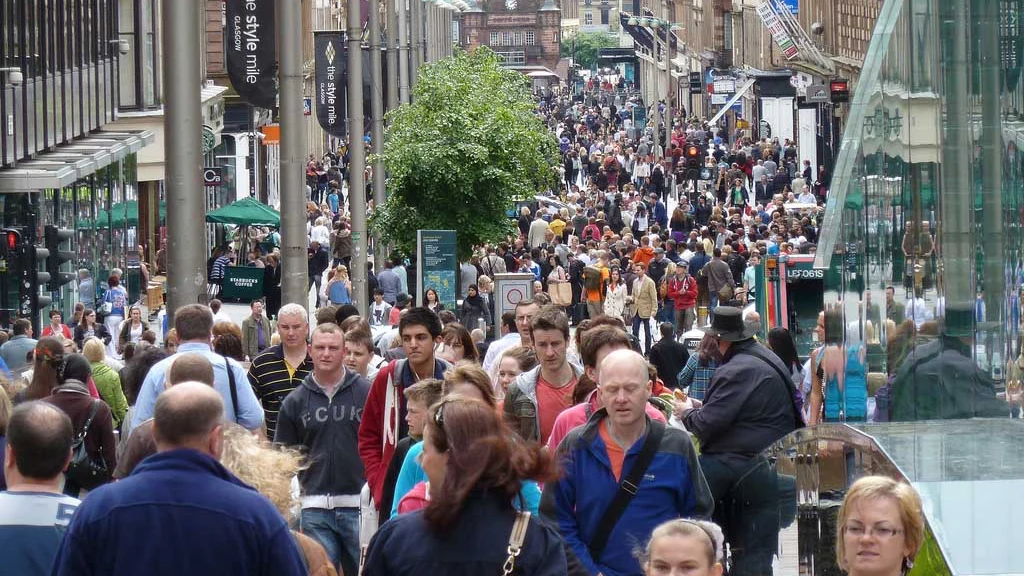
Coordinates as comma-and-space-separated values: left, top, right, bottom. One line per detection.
0, 491, 80, 576
247, 344, 313, 440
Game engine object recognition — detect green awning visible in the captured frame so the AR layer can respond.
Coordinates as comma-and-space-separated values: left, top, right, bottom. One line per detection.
205, 197, 280, 227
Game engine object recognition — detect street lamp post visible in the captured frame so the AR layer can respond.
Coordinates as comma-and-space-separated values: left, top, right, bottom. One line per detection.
627, 14, 684, 161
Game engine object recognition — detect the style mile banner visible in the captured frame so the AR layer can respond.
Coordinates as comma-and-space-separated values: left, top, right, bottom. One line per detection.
225, 0, 277, 108
314, 31, 347, 138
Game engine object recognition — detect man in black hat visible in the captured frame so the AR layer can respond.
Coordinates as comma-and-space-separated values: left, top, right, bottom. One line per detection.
890, 303, 1007, 421
678, 306, 802, 574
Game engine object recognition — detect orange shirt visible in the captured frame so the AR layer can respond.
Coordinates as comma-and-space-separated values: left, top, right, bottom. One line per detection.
598, 420, 627, 480
536, 373, 578, 445
586, 265, 610, 302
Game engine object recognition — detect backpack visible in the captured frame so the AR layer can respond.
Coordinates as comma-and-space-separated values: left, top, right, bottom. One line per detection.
583, 266, 603, 292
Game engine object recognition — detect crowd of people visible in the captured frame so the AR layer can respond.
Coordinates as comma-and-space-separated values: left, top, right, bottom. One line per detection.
0, 85, 935, 576
0, 292, 926, 576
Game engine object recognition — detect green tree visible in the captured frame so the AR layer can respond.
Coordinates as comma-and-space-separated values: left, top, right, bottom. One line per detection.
370, 48, 559, 261
560, 32, 618, 71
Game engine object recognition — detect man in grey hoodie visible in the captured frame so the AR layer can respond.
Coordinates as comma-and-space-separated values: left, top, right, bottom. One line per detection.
274, 323, 371, 576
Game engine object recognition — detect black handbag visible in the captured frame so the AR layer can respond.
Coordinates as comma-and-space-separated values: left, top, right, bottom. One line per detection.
66, 400, 112, 490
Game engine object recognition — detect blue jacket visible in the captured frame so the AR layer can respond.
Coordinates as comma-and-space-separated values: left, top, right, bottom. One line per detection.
547, 411, 714, 576
50, 449, 306, 576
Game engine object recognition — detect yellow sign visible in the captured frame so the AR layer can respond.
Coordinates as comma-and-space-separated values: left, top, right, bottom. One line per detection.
737, 119, 750, 129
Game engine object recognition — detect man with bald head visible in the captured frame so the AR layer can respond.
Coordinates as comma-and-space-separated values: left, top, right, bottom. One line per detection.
51, 383, 306, 576
547, 349, 712, 576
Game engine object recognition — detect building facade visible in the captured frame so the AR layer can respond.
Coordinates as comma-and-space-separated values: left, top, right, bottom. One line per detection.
0, 0, 154, 331
461, 0, 562, 71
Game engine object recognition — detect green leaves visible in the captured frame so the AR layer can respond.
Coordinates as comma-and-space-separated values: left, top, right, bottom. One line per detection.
370, 48, 559, 261
560, 32, 619, 71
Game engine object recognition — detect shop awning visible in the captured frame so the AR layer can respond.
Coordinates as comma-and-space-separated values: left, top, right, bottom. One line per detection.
618, 13, 655, 51
708, 78, 757, 125
0, 130, 154, 192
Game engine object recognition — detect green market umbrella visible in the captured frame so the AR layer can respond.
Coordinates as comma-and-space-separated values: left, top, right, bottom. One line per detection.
205, 197, 280, 227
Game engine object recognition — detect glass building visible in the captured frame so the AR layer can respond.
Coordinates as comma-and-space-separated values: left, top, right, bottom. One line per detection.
761, 1, 1024, 575
816, 0, 1023, 421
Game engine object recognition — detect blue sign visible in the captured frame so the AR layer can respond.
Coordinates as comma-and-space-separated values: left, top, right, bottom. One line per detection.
780, 0, 798, 14
416, 230, 458, 310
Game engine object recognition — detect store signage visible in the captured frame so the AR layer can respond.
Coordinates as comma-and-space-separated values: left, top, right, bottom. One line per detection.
202, 167, 223, 186
713, 78, 736, 94
756, 1, 800, 60
224, 0, 277, 109
417, 230, 458, 311
314, 31, 347, 138
710, 94, 728, 105
806, 83, 830, 103
1001, 0, 1022, 91
830, 79, 850, 103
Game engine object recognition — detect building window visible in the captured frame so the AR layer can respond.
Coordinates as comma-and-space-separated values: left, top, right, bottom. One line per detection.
584, 11, 593, 24
118, 0, 161, 110
495, 50, 526, 65
600, 8, 609, 24
584, 0, 591, 5
525, 31, 535, 45
513, 32, 522, 45
490, 31, 500, 45
502, 31, 512, 45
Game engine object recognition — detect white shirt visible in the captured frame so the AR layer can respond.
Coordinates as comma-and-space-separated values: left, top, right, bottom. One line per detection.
213, 311, 234, 325
907, 297, 933, 328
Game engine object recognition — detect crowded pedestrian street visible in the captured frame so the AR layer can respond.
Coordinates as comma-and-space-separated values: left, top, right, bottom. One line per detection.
2, 0, 1024, 575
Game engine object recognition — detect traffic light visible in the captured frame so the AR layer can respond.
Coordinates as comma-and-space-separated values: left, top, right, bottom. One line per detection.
29, 240, 52, 311
44, 225, 76, 291
685, 143, 703, 180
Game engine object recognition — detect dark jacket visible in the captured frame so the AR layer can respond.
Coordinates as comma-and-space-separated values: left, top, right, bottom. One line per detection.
73, 322, 111, 349
363, 491, 567, 576
274, 370, 371, 496
682, 339, 799, 466
648, 338, 690, 389
891, 337, 1007, 421
51, 449, 307, 576
459, 295, 490, 330
43, 382, 117, 479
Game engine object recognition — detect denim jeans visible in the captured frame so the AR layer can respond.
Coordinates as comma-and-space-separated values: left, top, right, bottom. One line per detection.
632, 314, 653, 353
300, 507, 360, 576
709, 292, 720, 324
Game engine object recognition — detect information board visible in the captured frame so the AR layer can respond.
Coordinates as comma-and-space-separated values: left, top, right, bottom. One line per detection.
417, 230, 458, 311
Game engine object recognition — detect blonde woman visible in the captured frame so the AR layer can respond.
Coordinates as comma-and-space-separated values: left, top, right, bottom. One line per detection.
220, 423, 337, 576
82, 338, 129, 428
836, 476, 924, 576
326, 265, 352, 305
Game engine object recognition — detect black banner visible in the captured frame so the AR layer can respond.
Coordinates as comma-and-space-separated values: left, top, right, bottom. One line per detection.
225, 0, 277, 109
314, 31, 347, 138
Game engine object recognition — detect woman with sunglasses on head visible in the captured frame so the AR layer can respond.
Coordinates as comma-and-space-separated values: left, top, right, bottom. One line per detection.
363, 394, 565, 576
837, 476, 924, 576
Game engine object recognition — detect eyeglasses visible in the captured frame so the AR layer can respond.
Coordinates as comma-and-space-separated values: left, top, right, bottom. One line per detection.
844, 524, 903, 539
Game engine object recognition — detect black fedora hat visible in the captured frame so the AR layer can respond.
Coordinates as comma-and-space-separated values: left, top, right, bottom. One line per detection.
701, 306, 756, 342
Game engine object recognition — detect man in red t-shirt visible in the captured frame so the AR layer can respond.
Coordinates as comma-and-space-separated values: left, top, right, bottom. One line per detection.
502, 305, 584, 444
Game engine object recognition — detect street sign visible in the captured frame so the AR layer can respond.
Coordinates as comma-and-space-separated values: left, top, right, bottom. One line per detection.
806, 83, 830, 103
202, 167, 223, 186
713, 79, 736, 94
688, 72, 702, 95
710, 94, 728, 105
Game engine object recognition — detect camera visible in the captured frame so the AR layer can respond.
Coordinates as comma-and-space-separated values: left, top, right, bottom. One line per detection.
6, 69, 23, 87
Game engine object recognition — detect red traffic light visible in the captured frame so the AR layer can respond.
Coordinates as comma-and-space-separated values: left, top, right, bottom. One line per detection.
5, 230, 20, 251
685, 145, 701, 159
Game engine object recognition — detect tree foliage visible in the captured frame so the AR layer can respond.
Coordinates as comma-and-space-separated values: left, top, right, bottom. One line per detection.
560, 32, 619, 71
370, 48, 559, 261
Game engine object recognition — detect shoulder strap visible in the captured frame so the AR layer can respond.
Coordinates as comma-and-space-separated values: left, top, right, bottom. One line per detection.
741, 347, 805, 430
222, 354, 240, 419
77, 400, 102, 442
588, 419, 666, 561
503, 511, 532, 576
